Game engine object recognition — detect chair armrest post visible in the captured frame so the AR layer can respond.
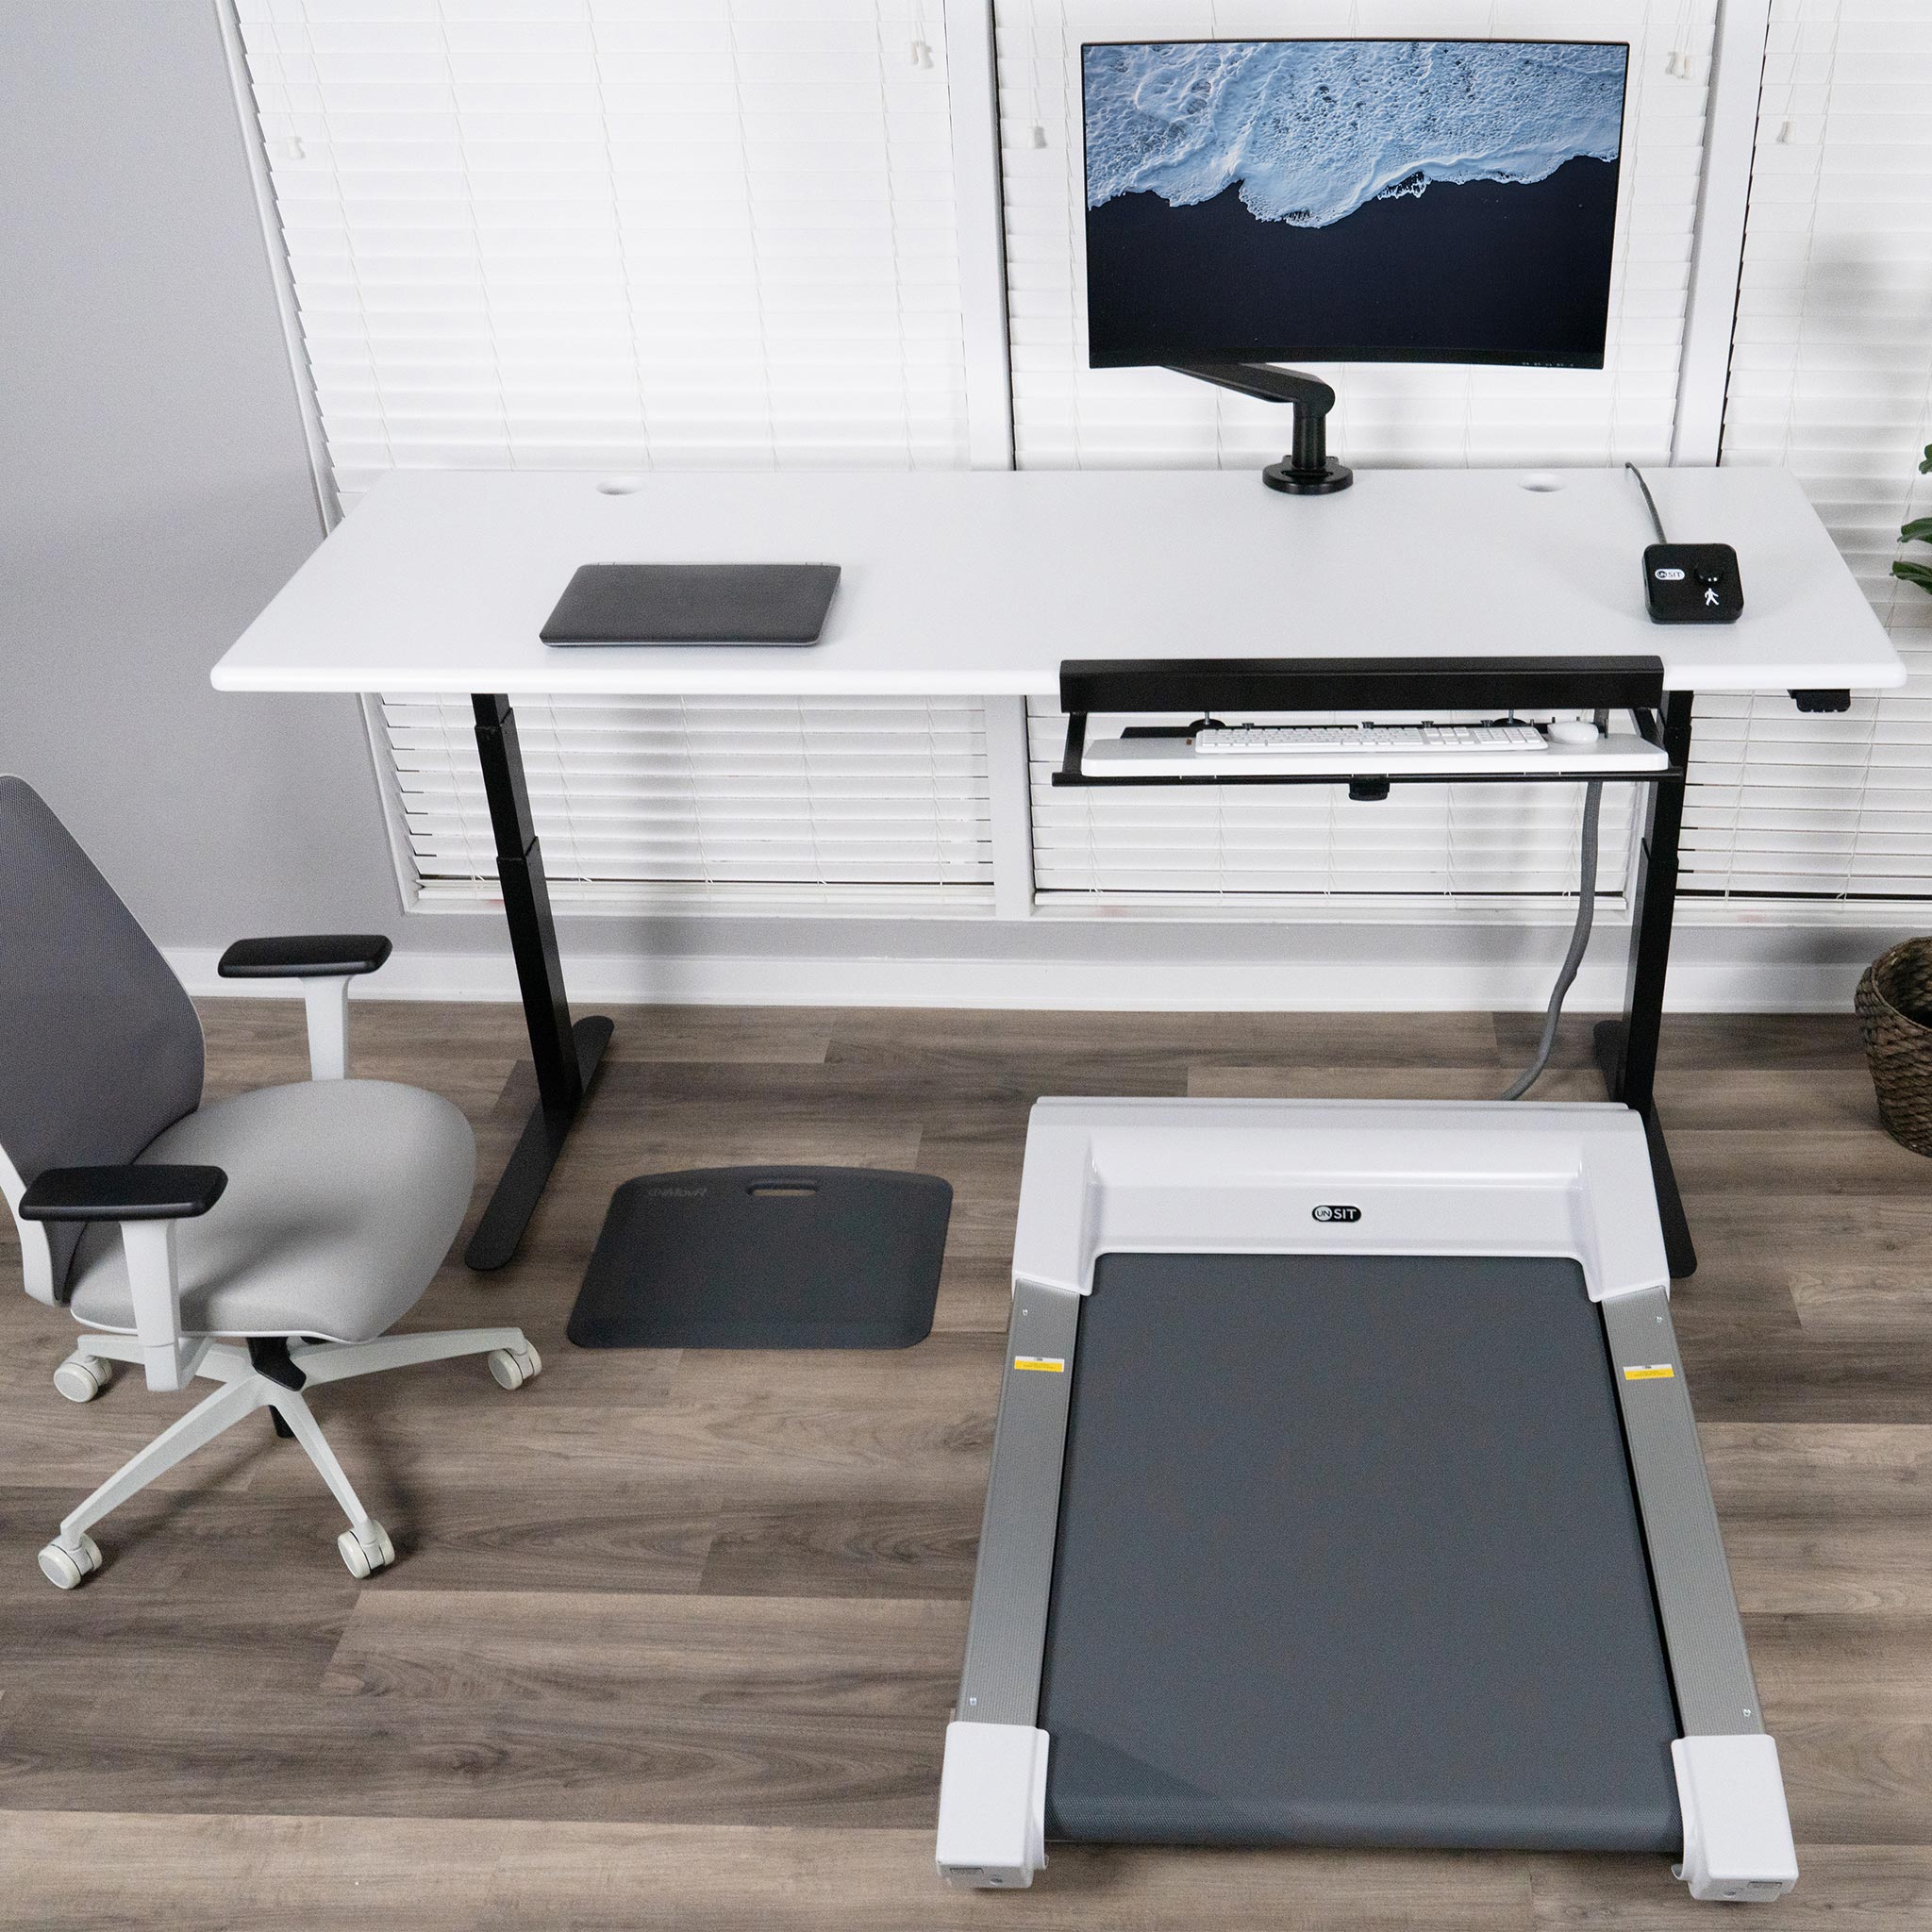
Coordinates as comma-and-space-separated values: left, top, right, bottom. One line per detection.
121, 1219, 193, 1391
301, 977, 351, 1081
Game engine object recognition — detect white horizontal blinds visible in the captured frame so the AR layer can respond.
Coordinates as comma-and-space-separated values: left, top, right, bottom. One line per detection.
1695, 0, 1932, 899
1028, 706, 1635, 901
237, 2, 991, 915
387, 695, 995, 908
995, 0, 1718, 471
236, 0, 971, 502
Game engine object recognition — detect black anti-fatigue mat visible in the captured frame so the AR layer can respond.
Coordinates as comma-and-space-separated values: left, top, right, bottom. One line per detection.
1038, 1252, 1681, 1853
567, 1166, 950, 1349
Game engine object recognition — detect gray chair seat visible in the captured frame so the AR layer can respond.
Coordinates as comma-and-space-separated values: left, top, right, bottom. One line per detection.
67, 1081, 475, 1341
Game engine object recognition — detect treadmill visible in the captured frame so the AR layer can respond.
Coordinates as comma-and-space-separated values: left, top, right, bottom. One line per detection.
934, 1102, 1797, 1904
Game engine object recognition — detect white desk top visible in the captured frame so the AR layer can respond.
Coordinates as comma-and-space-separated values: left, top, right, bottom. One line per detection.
213, 466, 1903, 700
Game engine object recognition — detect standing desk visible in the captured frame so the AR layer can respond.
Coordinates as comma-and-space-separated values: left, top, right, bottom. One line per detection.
214, 465, 1903, 1273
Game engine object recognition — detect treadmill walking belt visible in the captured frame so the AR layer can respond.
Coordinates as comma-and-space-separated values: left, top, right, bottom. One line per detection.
1037, 1252, 1682, 1853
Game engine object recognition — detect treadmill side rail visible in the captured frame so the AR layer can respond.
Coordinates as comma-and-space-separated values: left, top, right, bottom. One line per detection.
936, 1722, 1050, 1890
1673, 1736, 1799, 1902
954, 1286, 1082, 1727
1607, 1288, 1796, 1901
1603, 1288, 1767, 1738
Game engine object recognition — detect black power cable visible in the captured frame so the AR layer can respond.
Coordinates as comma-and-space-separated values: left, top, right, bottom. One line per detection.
1504, 706, 1612, 1100
1624, 460, 1669, 544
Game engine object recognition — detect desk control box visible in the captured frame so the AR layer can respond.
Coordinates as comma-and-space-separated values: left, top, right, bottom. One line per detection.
1644, 543, 1743, 625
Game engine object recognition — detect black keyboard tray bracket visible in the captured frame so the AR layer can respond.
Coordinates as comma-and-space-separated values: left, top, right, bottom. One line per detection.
1053, 656, 1673, 790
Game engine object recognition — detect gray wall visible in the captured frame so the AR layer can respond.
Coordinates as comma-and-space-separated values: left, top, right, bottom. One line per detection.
0, 0, 403, 947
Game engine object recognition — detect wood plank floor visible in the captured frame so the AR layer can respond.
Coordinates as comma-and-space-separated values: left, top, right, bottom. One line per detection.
1, 1000, 1928, 1929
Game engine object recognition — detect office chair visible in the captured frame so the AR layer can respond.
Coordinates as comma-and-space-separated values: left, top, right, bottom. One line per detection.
0, 776, 541, 1588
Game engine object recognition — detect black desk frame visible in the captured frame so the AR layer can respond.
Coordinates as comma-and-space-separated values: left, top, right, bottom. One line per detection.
1594, 687, 1695, 1277
463, 658, 1841, 1279
466, 693, 612, 1269
1055, 657, 1707, 1273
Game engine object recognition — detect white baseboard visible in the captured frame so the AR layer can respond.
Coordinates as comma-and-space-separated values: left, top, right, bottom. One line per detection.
163, 932, 1886, 1013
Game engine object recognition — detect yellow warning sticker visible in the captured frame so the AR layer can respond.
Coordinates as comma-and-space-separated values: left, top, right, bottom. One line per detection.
1013, 1356, 1065, 1374
1623, 1364, 1675, 1381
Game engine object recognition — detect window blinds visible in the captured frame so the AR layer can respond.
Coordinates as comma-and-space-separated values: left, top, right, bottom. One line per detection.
993, 0, 1720, 472
387, 694, 994, 909
1695, 0, 1932, 899
236, 1, 992, 913
238, 0, 973, 500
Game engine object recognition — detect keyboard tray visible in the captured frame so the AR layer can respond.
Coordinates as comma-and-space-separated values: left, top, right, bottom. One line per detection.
1081, 724, 1669, 782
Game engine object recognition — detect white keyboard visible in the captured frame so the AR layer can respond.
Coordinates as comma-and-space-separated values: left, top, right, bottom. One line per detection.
1081, 717, 1669, 781
1195, 723, 1545, 756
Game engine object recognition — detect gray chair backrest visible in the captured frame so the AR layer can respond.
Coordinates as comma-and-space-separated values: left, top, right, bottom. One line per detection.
0, 777, 204, 1306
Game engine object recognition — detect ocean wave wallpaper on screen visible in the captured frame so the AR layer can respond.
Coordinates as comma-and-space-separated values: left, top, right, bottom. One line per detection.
1081, 41, 1628, 370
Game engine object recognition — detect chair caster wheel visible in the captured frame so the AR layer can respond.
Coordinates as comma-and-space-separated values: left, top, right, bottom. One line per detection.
488, 1342, 541, 1391
40, 1532, 103, 1591
54, 1354, 109, 1403
338, 1521, 395, 1579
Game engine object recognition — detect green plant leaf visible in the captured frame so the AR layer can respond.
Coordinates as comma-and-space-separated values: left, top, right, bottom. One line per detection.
1893, 558, 1932, 593
1903, 517, 1932, 545
1921, 443, 1932, 474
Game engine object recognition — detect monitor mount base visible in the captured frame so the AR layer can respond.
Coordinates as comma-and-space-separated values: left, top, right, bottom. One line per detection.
1165, 362, 1354, 494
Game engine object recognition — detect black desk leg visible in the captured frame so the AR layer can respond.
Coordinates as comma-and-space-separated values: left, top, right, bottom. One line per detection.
1593, 689, 1697, 1279
464, 693, 613, 1271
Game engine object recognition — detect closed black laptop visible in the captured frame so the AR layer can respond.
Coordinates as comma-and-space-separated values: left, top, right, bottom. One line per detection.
541, 562, 840, 646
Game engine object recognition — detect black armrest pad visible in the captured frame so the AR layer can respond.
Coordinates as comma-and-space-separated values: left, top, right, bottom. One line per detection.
218, 934, 392, 980
20, 1164, 228, 1223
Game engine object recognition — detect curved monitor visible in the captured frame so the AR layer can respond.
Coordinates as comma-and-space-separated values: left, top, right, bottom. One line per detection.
1082, 39, 1629, 371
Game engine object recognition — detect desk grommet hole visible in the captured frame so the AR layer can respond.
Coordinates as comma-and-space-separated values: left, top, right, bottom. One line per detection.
1520, 472, 1564, 492
595, 475, 645, 494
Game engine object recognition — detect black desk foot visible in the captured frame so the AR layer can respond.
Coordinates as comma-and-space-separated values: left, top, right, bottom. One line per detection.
1640, 1106, 1697, 1281
465, 1015, 613, 1272
1592, 1020, 1697, 1280
1591, 1017, 1627, 1097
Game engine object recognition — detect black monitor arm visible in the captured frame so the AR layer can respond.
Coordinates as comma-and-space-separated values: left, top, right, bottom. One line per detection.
1165, 362, 1353, 495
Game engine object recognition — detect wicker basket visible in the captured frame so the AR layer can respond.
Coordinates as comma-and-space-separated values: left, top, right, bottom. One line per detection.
1856, 938, 1932, 1156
